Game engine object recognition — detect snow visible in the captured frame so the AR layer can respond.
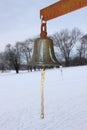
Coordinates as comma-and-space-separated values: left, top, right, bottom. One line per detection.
0, 66, 87, 130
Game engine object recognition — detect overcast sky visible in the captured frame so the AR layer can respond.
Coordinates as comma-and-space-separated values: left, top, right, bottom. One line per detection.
0, 0, 87, 51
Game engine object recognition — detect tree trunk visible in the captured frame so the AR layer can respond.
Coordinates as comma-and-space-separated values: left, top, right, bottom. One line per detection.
16, 68, 19, 74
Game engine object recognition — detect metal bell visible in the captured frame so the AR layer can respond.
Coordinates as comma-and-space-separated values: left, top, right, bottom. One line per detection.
29, 37, 59, 68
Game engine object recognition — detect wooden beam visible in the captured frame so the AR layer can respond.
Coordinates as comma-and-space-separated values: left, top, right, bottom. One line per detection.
40, 0, 87, 21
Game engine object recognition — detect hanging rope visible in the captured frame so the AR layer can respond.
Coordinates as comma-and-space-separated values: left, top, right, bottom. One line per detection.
40, 67, 45, 119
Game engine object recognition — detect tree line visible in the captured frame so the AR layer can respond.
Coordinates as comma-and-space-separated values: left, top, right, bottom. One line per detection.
0, 28, 87, 73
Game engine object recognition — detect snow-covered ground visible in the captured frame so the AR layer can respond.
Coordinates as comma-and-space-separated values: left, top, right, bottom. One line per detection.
0, 66, 87, 130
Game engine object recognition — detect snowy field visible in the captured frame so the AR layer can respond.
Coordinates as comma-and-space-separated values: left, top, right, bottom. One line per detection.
0, 65, 87, 130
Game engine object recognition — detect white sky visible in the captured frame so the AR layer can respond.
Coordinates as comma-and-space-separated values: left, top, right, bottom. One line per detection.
0, 0, 87, 51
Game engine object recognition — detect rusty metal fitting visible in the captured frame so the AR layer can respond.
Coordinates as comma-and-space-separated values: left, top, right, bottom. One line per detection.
40, 16, 47, 38
40, 21, 47, 38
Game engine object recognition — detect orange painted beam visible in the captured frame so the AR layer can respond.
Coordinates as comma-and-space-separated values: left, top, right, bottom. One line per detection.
40, 0, 87, 21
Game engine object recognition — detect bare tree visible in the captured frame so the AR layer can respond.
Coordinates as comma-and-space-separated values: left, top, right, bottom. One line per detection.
77, 34, 87, 64
76, 44, 84, 65
0, 52, 6, 72
52, 28, 82, 66
19, 38, 34, 71
81, 35, 87, 60
5, 43, 21, 74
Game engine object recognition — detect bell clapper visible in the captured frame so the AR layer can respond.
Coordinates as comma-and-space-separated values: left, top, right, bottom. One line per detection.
40, 67, 45, 119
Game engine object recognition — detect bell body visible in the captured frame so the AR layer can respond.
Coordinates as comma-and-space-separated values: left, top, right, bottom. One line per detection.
29, 37, 59, 67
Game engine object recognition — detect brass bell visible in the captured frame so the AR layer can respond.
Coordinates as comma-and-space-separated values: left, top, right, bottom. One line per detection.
29, 37, 59, 68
